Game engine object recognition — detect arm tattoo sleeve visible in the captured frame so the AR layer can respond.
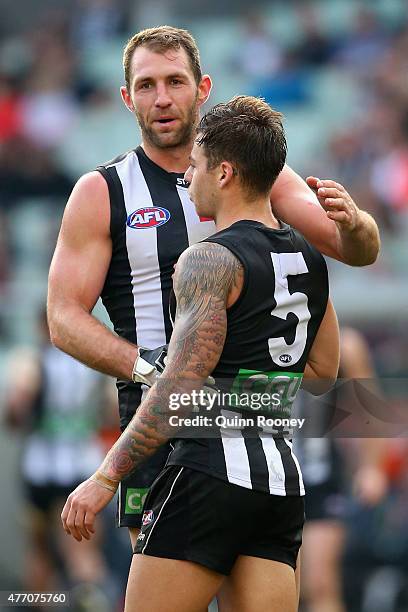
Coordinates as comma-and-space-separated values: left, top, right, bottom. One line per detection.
100, 242, 244, 481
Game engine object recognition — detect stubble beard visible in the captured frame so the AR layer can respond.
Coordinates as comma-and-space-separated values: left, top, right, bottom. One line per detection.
136, 97, 199, 150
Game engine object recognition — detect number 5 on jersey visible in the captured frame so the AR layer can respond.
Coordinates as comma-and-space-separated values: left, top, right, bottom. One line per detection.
269, 252, 310, 367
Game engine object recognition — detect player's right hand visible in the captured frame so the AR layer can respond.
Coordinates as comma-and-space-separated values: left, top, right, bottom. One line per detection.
132, 345, 168, 386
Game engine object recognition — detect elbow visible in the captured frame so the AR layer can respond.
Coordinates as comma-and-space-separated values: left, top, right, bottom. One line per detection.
362, 242, 380, 266
304, 376, 337, 396
48, 321, 63, 349
343, 224, 381, 267
47, 292, 74, 351
303, 364, 338, 395
47, 308, 64, 350
345, 247, 380, 267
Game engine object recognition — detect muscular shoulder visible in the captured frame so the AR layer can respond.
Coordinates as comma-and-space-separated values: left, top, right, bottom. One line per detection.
62, 171, 110, 238
175, 242, 244, 305
72, 171, 110, 205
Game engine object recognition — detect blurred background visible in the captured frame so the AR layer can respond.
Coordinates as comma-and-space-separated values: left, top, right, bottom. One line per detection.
0, 0, 407, 610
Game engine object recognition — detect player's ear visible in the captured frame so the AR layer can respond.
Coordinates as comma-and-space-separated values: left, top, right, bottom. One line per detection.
219, 161, 235, 189
197, 75, 212, 107
121, 86, 135, 113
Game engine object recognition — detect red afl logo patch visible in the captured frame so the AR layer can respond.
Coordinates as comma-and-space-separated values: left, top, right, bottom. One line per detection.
127, 207, 171, 229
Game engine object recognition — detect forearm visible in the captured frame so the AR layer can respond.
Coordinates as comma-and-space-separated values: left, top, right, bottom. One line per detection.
48, 301, 137, 380
271, 167, 380, 265
335, 210, 380, 266
99, 377, 190, 481
97, 337, 213, 480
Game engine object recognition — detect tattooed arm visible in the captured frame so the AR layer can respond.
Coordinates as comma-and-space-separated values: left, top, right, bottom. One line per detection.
100, 242, 243, 480
61, 242, 244, 540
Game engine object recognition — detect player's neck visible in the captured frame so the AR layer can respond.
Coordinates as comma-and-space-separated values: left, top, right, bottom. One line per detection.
141, 140, 192, 173
214, 197, 280, 232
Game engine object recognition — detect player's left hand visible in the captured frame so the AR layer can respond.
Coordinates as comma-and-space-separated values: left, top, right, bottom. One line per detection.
61, 478, 115, 542
306, 177, 359, 232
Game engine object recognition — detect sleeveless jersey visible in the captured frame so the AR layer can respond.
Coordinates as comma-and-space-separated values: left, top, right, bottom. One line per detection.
22, 345, 105, 486
96, 146, 215, 429
167, 220, 329, 496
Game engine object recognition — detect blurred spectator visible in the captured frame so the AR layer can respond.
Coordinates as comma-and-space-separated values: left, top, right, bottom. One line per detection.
343, 439, 408, 612
293, 4, 336, 67
325, 130, 371, 189
12, 13, 113, 151
256, 50, 311, 107
374, 25, 408, 105
334, 7, 391, 75
0, 73, 23, 141
133, 0, 174, 30
297, 328, 388, 612
322, 101, 408, 232
234, 11, 284, 80
0, 136, 73, 207
3, 310, 118, 609
0, 210, 9, 293
71, 0, 127, 51
234, 11, 310, 107
19, 28, 80, 149
370, 143, 408, 217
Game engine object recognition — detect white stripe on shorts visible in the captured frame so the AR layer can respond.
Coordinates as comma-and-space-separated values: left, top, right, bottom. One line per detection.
142, 467, 184, 554
118, 482, 122, 527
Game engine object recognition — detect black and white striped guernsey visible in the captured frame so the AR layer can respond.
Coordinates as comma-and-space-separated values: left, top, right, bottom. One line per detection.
97, 146, 215, 429
167, 220, 329, 497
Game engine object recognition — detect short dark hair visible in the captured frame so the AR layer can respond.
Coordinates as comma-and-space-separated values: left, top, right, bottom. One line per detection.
123, 26, 202, 91
197, 95, 287, 197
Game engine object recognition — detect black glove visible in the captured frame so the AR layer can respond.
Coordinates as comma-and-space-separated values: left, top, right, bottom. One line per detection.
131, 345, 168, 386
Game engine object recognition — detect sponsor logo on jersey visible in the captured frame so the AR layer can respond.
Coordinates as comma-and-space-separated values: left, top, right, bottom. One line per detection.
230, 369, 303, 417
279, 354, 292, 364
176, 177, 189, 187
137, 532, 146, 541
125, 488, 149, 514
127, 207, 171, 229
142, 509, 154, 526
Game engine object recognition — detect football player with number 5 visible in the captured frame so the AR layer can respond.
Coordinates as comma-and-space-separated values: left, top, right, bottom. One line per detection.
62, 95, 340, 612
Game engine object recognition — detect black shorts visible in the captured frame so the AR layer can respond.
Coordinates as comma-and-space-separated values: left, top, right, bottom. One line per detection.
134, 465, 305, 575
117, 443, 172, 528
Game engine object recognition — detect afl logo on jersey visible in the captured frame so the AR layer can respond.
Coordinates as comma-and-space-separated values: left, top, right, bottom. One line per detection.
142, 509, 154, 526
127, 207, 171, 229
279, 354, 292, 364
